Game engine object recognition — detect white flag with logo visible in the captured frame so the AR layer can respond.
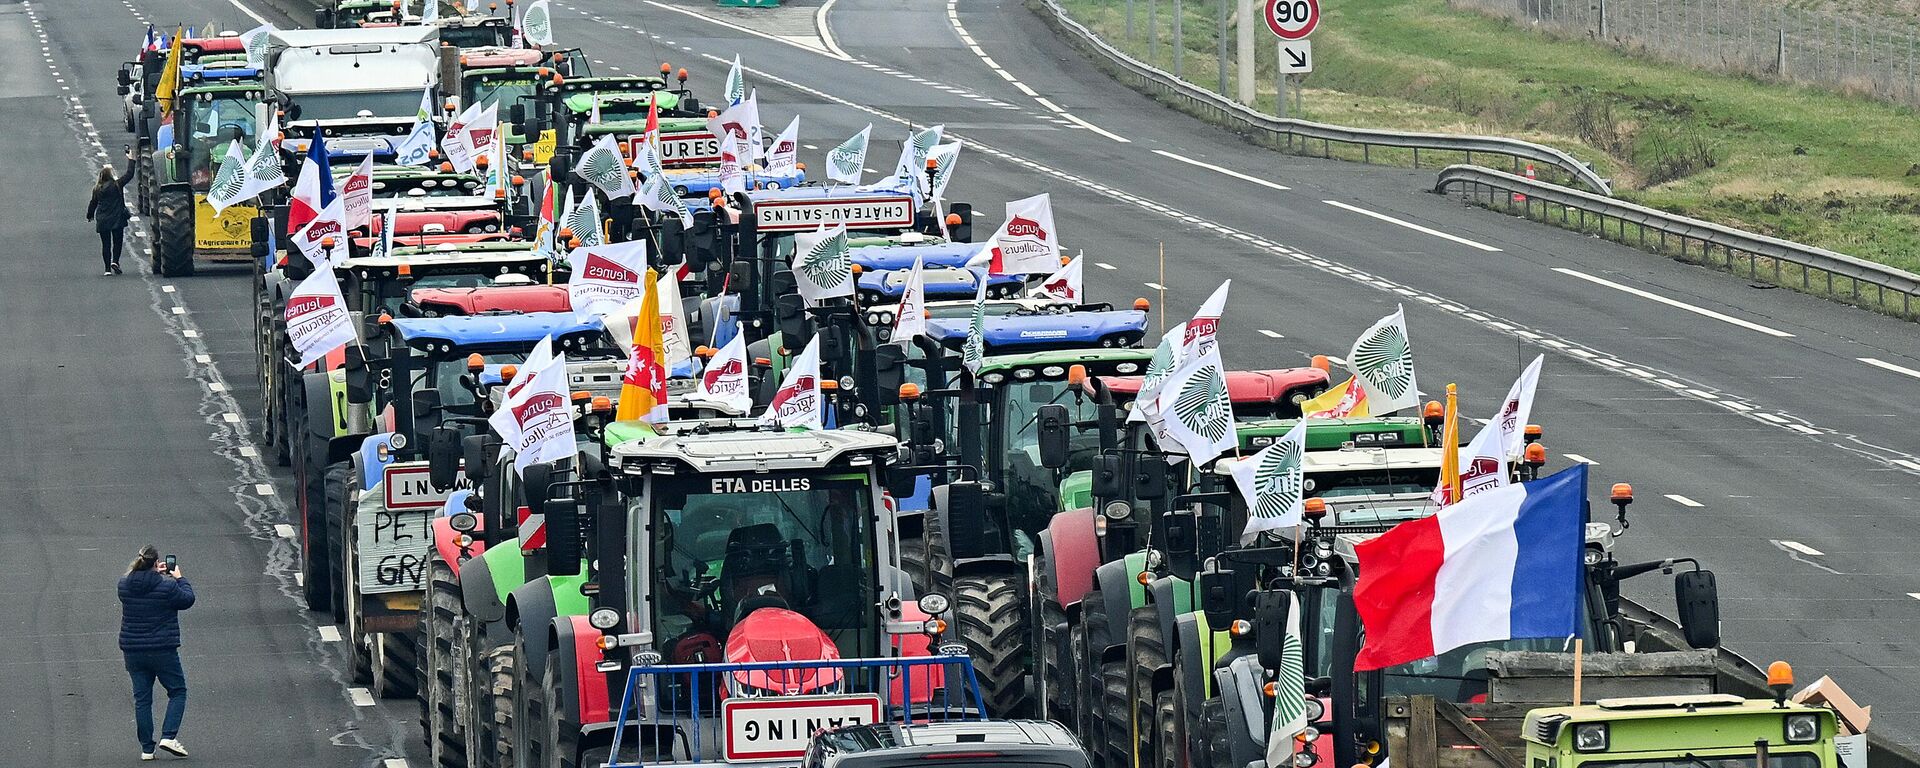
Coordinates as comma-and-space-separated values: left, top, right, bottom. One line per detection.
825, 124, 870, 185
724, 54, 746, 106
890, 254, 928, 347
561, 187, 603, 248
758, 336, 823, 430
293, 195, 347, 266
1230, 420, 1306, 543
658, 268, 692, 372
1182, 279, 1230, 358
926, 141, 961, 200
892, 124, 944, 188
1031, 254, 1083, 302
766, 115, 800, 177
637, 173, 693, 228
371, 201, 397, 260
205, 140, 274, 215
1265, 594, 1310, 765
420, 0, 439, 24
240, 23, 273, 69
1433, 355, 1544, 506
573, 134, 635, 199
462, 102, 500, 175
1128, 322, 1189, 426
988, 193, 1061, 275
718, 131, 747, 196
961, 271, 989, 375
520, 0, 554, 47
1494, 354, 1544, 459
692, 328, 752, 414
1155, 346, 1237, 465
566, 240, 649, 318
341, 154, 374, 231
394, 89, 439, 167
284, 267, 357, 368
488, 337, 575, 475
706, 93, 759, 157
442, 102, 480, 173
1346, 305, 1420, 415
791, 225, 852, 306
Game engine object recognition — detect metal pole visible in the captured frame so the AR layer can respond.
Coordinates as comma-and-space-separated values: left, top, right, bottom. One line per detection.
1128, 0, 1137, 40
1276, 50, 1288, 118
1217, 0, 1230, 94
1237, 0, 1257, 104
1598, 0, 1607, 39
1149, 0, 1159, 63
1174, 0, 1185, 79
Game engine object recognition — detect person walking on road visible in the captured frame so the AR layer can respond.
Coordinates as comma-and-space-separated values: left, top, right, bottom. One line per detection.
85, 151, 137, 276
118, 545, 195, 760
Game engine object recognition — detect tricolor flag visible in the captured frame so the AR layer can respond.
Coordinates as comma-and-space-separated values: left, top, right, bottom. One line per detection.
287, 130, 335, 235
758, 336, 823, 430
825, 124, 871, 185
487, 337, 575, 475
614, 270, 670, 423
690, 327, 752, 415
1347, 306, 1419, 415
1030, 254, 1083, 302
890, 254, 928, 347
284, 268, 357, 368
1352, 464, 1587, 671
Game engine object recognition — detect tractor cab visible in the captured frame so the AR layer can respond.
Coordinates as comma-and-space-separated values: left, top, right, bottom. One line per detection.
138, 63, 269, 275
514, 73, 706, 180
315, 0, 396, 29
434, 15, 514, 50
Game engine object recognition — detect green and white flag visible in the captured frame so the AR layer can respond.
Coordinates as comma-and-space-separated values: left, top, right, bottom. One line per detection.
1347, 305, 1419, 415
791, 225, 852, 307
891, 124, 944, 189
637, 173, 693, 228
370, 197, 398, 260
1154, 346, 1236, 465
560, 187, 603, 249
825, 124, 871, 185
240, 23, 273, 69
961, 271, 989, 375
1229, 420, 1306, 543
1263, 593, 1309, 768
573, 134, 635, 199
207, 119, 287, 215
1128, 322, 1188, 426
724, 54, 746, 106
520, 0, 553, 46
926, 141, 962, 201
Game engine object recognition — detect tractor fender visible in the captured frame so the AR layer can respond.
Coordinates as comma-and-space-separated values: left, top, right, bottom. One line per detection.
302, 371, 340, 440
1173, 613, 1210, 756
548, 615, 611, 729
357, 432, 398, 491
1091, 559, 1135, 664
1044, 507, 1098, 609
430, 500, 487, 581
505, 578, 562, 684
1146, 578, 1184, 680
460, 552, 508, 625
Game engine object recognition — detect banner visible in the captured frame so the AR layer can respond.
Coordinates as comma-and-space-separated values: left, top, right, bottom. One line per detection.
691, 327, 752, 414
987, 193, 1060, 275
285, 268, 357, 368
1230, 420, 1306, 543
791, 225, 852, 306
340, 154, 374, 231
758, 336, 823, 430
566, 240, 649, 318
1030, 254, 1082, 302
766, 115, 800, 177
487, 337, 575, 475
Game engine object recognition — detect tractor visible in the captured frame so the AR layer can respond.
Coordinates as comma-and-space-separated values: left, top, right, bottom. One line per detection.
124, 40, 267, 276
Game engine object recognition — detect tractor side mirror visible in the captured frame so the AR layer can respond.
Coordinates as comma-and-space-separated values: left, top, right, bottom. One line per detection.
428, 425, 463, 491
773, 293, 809, 343
118, 68, 133, 87
873, 345, 905, 406
509, 104, 529, 137
1252, 589, 1293, 670
1091, 455, 1123, 499
1036, 404, 1070, 469
461, 434, 494, 487
522, 462, 554, 515
411, 388, 442, 444
948, 202, 974, 243
1674, 569, 1720, 649
884, 469, 921, 500
817, 323, 848, 369
1161, 509, 1198, 580
543, 494, 582, 576
343, 348, 374, 404
1198, 567, 1235, 628
1132, 457, 1167, 500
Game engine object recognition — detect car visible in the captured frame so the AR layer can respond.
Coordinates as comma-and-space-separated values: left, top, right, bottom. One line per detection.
802, 720, 1090, 768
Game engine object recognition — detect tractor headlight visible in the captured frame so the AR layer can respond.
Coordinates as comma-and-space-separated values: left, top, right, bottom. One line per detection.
1291, 750, 1317, 767
449, 512, 477, 533
1303, 697, 1325, 722
1103, 500, 1131, 520
916, 594, 950, 615
1784, 713, 1820, 743
389, 433, 408, 450
588, 608, 621, 630
1572, 723, 1609, 753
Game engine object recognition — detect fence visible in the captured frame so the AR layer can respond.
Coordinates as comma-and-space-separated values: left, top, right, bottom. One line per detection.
1435, 165, 1920, 318
1446, 0, 1920, 108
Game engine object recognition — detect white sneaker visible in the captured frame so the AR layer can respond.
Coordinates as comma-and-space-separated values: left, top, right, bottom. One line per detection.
141, 753, 154, 761
102, 270, 113, 276
158, 739, 188, 757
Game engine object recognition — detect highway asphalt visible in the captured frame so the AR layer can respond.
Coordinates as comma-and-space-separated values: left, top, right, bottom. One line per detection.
4, 0, 1913, 762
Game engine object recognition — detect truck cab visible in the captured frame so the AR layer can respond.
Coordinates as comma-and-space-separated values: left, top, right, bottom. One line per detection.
1522, 695, 1836, 768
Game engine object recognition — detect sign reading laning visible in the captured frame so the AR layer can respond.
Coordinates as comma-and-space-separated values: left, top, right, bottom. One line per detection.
723, 694, 883, 761
752, 195, 915, 233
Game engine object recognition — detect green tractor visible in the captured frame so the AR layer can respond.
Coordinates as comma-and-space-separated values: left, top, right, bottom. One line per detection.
129, 51, 267, 276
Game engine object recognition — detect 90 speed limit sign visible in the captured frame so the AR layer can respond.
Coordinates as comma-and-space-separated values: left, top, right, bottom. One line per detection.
1264, 0, 1320, 39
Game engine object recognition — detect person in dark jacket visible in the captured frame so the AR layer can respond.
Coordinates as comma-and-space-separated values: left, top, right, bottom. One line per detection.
85, 151, 137, 276
119, 545, 195, 760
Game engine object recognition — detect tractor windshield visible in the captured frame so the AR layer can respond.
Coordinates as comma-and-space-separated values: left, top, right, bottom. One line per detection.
290, 90, 426, 122
440, 25, 511, 49
463, 76, 535, 115
184, 94, 258, 188
991, 378, 1103, 534
644, 471, 879, 660
422, 351, 524, 412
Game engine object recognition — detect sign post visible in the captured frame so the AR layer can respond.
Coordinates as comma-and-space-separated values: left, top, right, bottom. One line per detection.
1263, 0, 1319, 117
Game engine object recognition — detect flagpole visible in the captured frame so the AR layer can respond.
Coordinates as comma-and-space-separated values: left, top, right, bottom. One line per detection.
1156, 243, 1166, 334
1572, 637, 1585, 704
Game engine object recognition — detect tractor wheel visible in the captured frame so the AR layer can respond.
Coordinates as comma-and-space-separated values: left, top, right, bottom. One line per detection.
273, 361, 295, 467
899, 535, 929, 592
327, 462, 354, 626
1038, 587, 1072, 724
424, 559, 467, 768
954, 573, 1031, 716
1154, 691, 1180, 768
296, 432, 334, 613
1068, 620, 1090, 741
373, 631, 419, 699
136, 152, 152, 217
482, 643, 516, 768
1098, 659, 1130, 768
1128, 607, 1167, 768
542, 649, 581, 768
154, 189, 195, 277
1081, 586, 1111, 752
512, 632, 548, 768
1199, 697, 1230, 768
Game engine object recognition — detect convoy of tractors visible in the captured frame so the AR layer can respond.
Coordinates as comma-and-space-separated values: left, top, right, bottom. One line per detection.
112, 4, 1862, 768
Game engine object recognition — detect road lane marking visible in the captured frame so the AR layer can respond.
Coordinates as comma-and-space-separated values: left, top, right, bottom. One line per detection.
1551, 268, 1795, 338
1664, 494, 1704, 507
274, 524, 295, 538
1908, 593, 1920, 600
1894, 459, 1920, 471
223, 413, 241, 423
1788, 424, 1821, 435
1322, 200, 1502, 251
1151, 150, 1288, 190
1860, 357, 1920, 380
1059, 113, 1130, 142
641, 0, 850, 59
1034, 96, 1064, 112
1094, 262, 1116, 270
225, 0, 267, 24
815, 0, 849, 59
349, 688, 376, 707
193, 355, 210, 363
318, 625, 340, 642
1258, 329, 1284, 338
1779, 540, 1824, 556
1563, 453, 1597, 465
238, 446, 258, 458
1757, 413, 1789, 423
257, 484, 276, 496
386, 760, 410, 768
1144, 282, 1167, 290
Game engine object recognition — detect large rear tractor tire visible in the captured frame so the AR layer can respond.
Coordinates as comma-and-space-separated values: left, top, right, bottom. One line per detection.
296, 432, 334, 613
542, 649, 582, 768
1199, 697, 1230, 768
1154, 691, 1179, 768
422, 559, 467, 768
1037, 589, 1072, 724
1128, 607, 1167, 768
1098, 660, 1131, 768
1080, 586, 1112, 759
482, 644, 516, 768
954, 573, 1031, 716
154, 189, 195, 277
327, 461, 354, 627
511, 633, 548, 768
372, 631, 419, 699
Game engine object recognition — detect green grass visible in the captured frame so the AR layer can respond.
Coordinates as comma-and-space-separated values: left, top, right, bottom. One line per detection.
1058, 0, 1920, 275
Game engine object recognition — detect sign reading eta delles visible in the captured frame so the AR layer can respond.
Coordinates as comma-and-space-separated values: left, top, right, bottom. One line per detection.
627, 132, 723, 167
723, 695, 882, 762
753, 196, 915, 233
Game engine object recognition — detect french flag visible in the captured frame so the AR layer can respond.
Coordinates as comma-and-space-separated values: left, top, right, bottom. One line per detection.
1352, 464, 1587, 672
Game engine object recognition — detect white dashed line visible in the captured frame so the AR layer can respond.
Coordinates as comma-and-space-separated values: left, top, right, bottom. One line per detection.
318, 625, 340, 641
1664, 494, 1705, 508
1787, 424, 1821, 435
1551, 268, 1795, 338
258, 484, 277, 496
1058, 113, 1129, 142
1094, 262, 1116, 270
1778, 540, 1824, 557
1859, 357, 1920, 380
1757, 413, 1789, 424
1323, 200, 1502, 252
222, 413, 241, 423
1258, 329, 1284, 338
349, 688, 376, 707
1144, 282, 1167, 290
1151, 150, 1288, 190
274, 524, 295, 538
238, 446, 258, 458
1562, 453, 1597, 465
208, 382, 224, 392
194, 355, 211, 363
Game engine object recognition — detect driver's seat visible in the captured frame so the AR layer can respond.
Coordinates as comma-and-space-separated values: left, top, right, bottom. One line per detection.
721, 524, 792, 618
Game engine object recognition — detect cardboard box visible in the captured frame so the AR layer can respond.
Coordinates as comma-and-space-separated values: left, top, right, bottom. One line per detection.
1791, 675, 1871, 735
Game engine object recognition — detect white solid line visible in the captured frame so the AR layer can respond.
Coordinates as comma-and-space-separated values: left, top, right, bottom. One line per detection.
1562, 453, 1597, 465
1685, 389, 1716, 399
1664, 494, 1705, 508
1721, 401, 1753, 411
1258, 329, 1285, 338
1143, 282, 1168, 290
1757, 413, 1789, 424
1551, 268, 1796, 338
1908, 593, 1920, 601
1788, 424, 1821, 435
1893, 459, 1920, 471
1859, 357, 1920, 380
317, 625, 340, 641
1325, 356, 1347, 367
1011, 81, 1038, 96
275, 524, 295, 538
1151, 150, 1289, 191
349, 688, 376, 707
1059, 113, 1130, 142
257, 484, 276, 496
1033, 96, 1065, 113
815, 0, 851, 60
1779, 540, 1825, 557
1094, 262, 1117, 270
226, 0, 268, 25
1322, 200, 1502, 252
642, 0, 849, 60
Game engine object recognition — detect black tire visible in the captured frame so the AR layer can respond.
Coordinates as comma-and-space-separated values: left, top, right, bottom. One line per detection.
424, 559, 466, 768
512, 633, 547, 768
154, 188, 195, 277
1038, 579, 1072, 725
1128, 607, 1167, 768
542, 649, 580, 768
1154, 691, 1179, 768
482, 643, 516, 768
1081, 587, 1111, 755
374, 631, 419, 699
1198, 697, 1229, 768
899, 535, 929, 592
136, 152, 153, 218
954, 573, 1031, 716
327, 461, 354, 627
1099, 660, 1130, 768
296, 431, 333, 613
1068, 620, 1090, 740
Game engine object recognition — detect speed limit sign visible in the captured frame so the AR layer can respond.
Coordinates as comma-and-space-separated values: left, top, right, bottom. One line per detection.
1264, 0, 1319, 39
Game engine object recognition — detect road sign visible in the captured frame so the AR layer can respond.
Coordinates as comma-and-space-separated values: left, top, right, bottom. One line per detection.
1279, 39, 1314, 74
723, 694, 883, 761
1264, 0, 1320, 40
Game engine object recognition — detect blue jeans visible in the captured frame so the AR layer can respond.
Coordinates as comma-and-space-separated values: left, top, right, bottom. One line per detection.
124, 649, 187, 752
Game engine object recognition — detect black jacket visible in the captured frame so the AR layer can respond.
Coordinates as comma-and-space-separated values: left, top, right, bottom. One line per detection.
86, 160, 136, 234
117, 570, 196, 652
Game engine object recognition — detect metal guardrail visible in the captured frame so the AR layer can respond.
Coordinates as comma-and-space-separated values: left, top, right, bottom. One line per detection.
1033, 0, 1614, 196
1434, 165, 1920, 318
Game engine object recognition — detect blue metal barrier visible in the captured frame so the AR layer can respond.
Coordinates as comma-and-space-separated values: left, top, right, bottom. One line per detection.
605, 654, 986, 767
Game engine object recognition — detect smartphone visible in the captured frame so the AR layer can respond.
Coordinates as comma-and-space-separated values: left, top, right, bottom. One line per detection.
164, 554, 177, 571
123, 144, 129, 153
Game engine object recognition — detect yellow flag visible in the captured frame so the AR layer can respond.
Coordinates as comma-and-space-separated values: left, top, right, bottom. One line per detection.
1299, 375, 1370, 419
614, 269, 668, 423
1438, 383, 1463, 504
155, 28, 185, 116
